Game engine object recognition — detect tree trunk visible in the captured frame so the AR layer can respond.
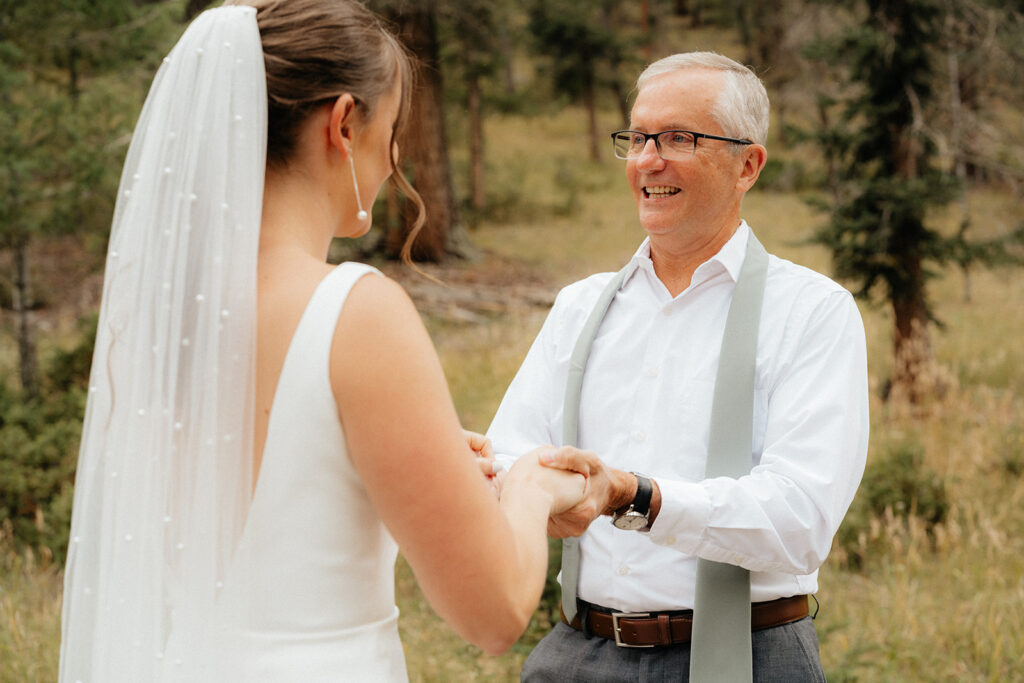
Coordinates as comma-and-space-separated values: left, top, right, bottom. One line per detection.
947, 48, 973, 302
691, 0, 703, 28
467, 72, 485, 217
13, 240, 40, 399
600, 3, 631, 128
639, 0, 653, 60
817, 100, 840, 203
776, 99, 788, 146
387, 5, 458, 262
734, 1, 753, 65
890, 279, 932, 404
68, 43, 80, 104
609, 78, 631, 129
584, 73, 600, 162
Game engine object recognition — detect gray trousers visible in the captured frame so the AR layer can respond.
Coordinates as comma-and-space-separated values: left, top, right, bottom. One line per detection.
521, 616, 825, 682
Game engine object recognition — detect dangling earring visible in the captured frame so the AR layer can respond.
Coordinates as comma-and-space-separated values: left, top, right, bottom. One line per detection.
348, 155, 369, 221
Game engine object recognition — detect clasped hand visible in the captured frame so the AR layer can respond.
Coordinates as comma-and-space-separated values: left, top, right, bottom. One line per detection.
535, 447, 628, 538
465, 431, 620, 537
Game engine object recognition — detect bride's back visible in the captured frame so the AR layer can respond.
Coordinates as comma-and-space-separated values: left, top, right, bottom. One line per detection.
214, 262, 407, 681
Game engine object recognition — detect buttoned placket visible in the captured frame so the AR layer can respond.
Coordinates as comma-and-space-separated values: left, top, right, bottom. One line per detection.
605, 260, 733, 582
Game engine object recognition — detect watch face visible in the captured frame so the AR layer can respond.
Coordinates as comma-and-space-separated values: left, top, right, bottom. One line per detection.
612, 511, 648, 530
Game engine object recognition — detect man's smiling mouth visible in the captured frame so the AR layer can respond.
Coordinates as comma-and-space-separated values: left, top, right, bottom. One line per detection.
643, 185, 681, 199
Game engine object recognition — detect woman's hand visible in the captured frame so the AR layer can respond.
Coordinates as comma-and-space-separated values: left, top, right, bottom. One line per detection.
464, 430, 502, 498
503, 446, 588, 515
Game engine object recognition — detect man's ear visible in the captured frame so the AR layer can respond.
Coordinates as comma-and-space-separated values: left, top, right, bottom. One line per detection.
327, 94, 358, 159
737, 143, 768, 193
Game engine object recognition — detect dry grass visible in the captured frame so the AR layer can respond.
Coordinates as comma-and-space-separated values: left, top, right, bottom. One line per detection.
0, 549, 63, 683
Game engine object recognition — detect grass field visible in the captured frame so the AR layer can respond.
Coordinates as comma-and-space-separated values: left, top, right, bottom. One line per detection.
2, 102, 1023, 681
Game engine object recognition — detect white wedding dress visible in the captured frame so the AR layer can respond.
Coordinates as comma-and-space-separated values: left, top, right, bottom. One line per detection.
60, 9, 411, 681
203, 262, 408, 681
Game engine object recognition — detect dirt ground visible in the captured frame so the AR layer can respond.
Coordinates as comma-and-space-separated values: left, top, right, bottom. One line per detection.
378, 250, 557, 324
1, 238, 557, 343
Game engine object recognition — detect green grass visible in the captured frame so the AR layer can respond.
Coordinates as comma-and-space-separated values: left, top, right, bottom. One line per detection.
3, 102, 1024, 681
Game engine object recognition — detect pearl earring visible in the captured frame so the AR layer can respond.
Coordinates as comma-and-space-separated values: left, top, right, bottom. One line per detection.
348, 155, 368, 221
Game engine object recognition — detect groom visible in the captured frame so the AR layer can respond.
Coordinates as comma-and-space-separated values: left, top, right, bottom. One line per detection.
487, 52, 868, 681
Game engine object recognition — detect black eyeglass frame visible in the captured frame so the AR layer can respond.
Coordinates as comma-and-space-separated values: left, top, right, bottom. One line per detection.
610, 129, 754, 160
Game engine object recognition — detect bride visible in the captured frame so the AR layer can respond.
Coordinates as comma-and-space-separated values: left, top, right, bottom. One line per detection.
59, 2, 586, 680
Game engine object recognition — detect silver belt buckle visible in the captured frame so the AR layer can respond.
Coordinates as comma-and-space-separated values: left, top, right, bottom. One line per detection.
611, 611, 654, 648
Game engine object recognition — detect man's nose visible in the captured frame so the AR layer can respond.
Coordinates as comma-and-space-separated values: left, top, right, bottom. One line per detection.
635, 138, 665, 170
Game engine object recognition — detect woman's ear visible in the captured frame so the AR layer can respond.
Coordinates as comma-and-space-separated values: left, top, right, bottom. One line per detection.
328, 93, 358, 159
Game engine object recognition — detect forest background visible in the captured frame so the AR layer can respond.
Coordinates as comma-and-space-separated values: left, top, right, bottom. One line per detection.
2, 0, 1023, 680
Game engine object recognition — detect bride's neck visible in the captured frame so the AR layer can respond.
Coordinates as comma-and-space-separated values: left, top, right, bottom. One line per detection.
260, 165, 337, 261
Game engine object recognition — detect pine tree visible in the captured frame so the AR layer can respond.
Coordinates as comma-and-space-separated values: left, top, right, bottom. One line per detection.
0, 0, 177, 397
809, 0, 1024, 401
527, 0, 635, 161
806, 0, 1023, 401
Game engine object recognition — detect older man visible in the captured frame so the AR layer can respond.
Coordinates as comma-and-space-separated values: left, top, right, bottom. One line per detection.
487, 52, 868, 681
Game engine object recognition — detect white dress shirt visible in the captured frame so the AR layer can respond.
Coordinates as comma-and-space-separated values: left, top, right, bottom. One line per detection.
487, 222, 869, 611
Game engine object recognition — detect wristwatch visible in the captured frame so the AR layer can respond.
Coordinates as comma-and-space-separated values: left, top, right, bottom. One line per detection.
611, 473, 653, 531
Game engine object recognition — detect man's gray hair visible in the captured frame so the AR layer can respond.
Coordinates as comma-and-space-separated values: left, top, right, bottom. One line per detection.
637, 52, 769, 147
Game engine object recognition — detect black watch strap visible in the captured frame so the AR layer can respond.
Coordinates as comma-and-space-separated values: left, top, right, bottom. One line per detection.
628, 473, 652, 516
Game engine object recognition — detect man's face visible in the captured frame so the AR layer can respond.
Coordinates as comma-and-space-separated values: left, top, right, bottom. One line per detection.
626, 69, 747, 244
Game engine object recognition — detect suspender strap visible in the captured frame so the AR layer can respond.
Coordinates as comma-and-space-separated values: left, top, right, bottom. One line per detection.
689, 233, 768, 682
558, 232, 769, 683
559, 265, 629, 623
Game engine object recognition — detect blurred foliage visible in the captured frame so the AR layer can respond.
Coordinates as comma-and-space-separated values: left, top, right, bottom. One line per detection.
0, 316, 95, 563
835, 439, 949, 571
0, 388, 86, 566
0, 0, 182, 397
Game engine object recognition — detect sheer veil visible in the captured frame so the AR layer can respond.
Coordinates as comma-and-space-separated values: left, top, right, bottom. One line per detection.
60, 6, 266, 680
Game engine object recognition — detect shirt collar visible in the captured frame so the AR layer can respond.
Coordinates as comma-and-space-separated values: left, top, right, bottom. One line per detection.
621, 221, 752, 289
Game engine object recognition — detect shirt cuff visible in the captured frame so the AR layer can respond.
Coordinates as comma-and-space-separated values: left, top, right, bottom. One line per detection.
645, 478, 712, 552
493, 452, 517, 472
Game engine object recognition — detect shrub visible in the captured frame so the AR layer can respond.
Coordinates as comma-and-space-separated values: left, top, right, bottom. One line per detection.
835, 440, 949, 570
0, 321, 93, 566
45, 313, 96, 393
0, 384, 84, 566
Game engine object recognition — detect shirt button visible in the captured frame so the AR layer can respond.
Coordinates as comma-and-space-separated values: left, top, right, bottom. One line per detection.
662, 306, 672, 316
665, 535, 677, 545
732, 556, 744, 565
646, 367, 659, 378
617, 565, 629, 576
634, 431, 647, 442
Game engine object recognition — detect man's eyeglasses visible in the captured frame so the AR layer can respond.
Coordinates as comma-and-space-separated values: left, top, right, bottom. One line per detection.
610, 129, 754, 161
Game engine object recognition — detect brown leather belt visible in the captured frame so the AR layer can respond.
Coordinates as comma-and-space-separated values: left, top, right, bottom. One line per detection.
561, 595, 810, 648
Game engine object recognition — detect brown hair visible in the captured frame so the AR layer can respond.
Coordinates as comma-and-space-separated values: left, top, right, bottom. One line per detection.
225, 0, 425, 260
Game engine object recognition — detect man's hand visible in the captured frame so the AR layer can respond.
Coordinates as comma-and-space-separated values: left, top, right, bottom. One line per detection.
504, 446, 588, 514
536, 449, 639, 538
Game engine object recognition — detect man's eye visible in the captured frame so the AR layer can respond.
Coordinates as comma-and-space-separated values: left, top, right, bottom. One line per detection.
630, 134, 646, 146
669, 133, 690, 144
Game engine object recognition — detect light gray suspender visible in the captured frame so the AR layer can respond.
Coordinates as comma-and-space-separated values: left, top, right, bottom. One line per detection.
559, 232, 769, 682
559, 263, 629, 624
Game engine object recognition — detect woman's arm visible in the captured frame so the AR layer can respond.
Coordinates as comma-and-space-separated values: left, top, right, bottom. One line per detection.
331, 273, 584, 654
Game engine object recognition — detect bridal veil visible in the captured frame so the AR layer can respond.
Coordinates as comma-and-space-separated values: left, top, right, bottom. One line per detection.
60, 6, 266, 680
